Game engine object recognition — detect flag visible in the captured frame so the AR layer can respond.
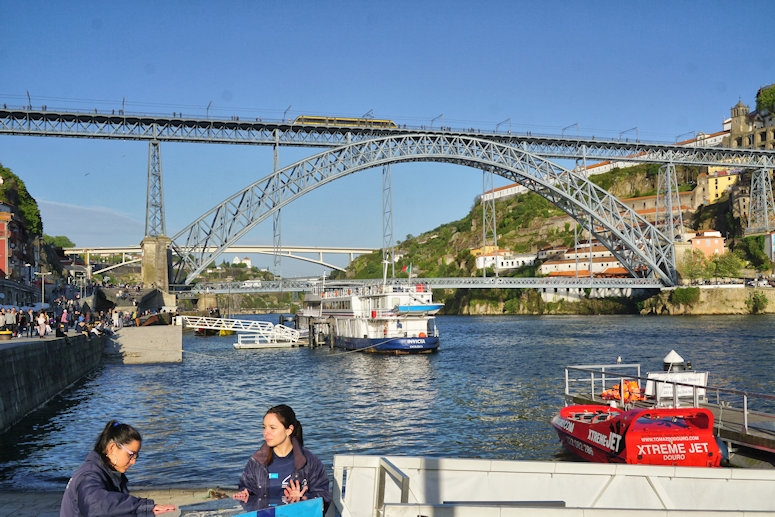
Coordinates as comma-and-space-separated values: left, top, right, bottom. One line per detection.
402, 263, 412, 274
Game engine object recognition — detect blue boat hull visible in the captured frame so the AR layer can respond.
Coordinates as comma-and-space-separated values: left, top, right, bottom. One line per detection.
395, 304, 443, 314
334, 335, 439, 354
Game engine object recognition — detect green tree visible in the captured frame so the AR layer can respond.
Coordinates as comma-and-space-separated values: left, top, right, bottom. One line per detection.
746, 291, 769, 314
714, 251, 745, 279
43, 235, 75, 247
0, 164, 43, 235
756, 84, 775, 113
733, 236, 773, 272
669, 287, 700, 306
677, 248, 706, 283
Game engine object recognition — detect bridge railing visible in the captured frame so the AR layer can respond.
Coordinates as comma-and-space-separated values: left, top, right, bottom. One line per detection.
183, 276, 666, 295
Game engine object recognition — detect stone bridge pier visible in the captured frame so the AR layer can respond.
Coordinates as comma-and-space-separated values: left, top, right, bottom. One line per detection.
141, 235, 171, 290
141, 235, 177, 308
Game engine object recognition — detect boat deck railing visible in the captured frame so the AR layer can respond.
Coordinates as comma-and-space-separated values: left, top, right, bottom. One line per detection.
310, 282, 432, 298
331, 454, 775, 516
564, 364, 775, 453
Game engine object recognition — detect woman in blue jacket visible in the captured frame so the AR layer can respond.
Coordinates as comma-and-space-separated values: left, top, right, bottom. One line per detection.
233, 404, 330, 513
60, 421, 176, 516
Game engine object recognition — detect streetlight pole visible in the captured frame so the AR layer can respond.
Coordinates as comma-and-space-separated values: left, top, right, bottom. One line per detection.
34, 272, 52, 308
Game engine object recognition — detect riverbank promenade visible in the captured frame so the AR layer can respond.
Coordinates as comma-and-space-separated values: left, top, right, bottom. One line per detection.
0, 488, 228, 516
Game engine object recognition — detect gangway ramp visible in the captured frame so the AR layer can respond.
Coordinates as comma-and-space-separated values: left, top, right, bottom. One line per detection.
177, 315, 301, 347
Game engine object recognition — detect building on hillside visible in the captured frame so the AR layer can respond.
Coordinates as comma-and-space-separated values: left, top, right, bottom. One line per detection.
232, 255, 252, 268
470, 245, 502, 256
695, 167, 743, 204
537, 246, 567, 261
619, 165, 741, 224
717, 87, 775, 225
0, 203, 37, 306
538, 243, 630, 278
539, 256, 627, 278
619, 191, 696, 223
725, 89, 775, 150
688, 230, 727, 257
477, 130, 728, 204
473, 251, 536, 271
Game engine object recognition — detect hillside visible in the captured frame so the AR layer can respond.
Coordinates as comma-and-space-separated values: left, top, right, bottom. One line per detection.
0, 164, 43, 236
341, 163, 710, 280
336, 163, 765, 315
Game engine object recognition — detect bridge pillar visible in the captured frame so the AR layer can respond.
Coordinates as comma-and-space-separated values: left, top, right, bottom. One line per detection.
141, 235, 171, 292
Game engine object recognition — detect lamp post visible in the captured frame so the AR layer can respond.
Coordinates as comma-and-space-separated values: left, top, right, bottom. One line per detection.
34, 272, 51, 308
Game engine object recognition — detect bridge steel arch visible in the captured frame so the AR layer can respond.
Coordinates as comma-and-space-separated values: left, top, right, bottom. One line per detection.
170, 134, 676, 286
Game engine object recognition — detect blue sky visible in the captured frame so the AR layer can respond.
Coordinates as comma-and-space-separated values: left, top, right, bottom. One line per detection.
0, 1, 773, 276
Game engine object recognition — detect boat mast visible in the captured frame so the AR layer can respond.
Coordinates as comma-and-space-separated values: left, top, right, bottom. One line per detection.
382, 162, 395, 285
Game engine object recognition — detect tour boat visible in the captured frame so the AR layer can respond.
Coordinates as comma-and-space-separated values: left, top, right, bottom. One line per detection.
551, 404, 724, 467
299, 281, 441, 354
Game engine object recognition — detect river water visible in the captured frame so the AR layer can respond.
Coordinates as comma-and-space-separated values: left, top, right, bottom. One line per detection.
1, 314, 774, 491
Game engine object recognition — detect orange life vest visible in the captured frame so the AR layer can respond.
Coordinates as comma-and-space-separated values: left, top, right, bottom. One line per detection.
601, 380, 643, 402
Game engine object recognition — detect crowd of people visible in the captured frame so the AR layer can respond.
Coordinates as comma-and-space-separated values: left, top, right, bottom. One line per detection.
0, 295, 144, 340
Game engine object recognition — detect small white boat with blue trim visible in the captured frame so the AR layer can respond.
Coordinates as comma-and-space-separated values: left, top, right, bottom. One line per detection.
300, 281, 442, 354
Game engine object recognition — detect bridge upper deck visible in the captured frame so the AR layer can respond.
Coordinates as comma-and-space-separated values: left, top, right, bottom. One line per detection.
2, 106, 773, 167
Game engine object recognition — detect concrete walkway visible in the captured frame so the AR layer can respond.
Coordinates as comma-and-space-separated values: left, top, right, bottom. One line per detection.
0, 488, 239, 517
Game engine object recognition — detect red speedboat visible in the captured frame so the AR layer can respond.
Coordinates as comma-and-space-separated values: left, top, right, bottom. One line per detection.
551, 404, 724, 467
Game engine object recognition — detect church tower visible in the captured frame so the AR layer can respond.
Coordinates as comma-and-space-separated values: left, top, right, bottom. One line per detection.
730, 100, 750, 137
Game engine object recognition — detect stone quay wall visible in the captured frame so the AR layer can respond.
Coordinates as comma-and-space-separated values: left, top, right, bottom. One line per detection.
1, 326, 182, 434
0, 334, 102, 434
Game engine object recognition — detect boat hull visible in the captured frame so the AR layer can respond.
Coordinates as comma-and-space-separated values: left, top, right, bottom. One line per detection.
551, 405, 722, 467
334, 335, 439, 354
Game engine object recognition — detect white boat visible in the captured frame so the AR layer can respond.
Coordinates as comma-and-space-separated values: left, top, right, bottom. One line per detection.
300, 281, 441, 354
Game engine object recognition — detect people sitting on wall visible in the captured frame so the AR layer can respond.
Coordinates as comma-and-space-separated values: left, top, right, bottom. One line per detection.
90, 321, 114, 337
76, 316, 88, 335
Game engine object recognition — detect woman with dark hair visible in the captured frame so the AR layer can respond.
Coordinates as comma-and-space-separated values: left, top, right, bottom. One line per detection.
60, 420, 177, 516
233, 404, 330, 512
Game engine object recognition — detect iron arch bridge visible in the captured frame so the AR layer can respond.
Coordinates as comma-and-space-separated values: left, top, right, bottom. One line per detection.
172, 133, 676, 286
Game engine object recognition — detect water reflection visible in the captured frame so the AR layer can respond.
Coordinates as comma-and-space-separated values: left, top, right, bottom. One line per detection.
1, 314, 774, 490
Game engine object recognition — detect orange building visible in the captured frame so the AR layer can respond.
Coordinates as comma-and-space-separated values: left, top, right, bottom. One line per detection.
689, 230, 726, 257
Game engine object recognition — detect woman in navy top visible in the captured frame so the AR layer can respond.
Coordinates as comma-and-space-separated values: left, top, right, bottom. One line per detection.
233, 405, 330, 513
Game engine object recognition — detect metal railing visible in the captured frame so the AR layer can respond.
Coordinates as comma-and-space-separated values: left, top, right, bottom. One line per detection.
176, 315, 299, 342
564, 364, 775, 434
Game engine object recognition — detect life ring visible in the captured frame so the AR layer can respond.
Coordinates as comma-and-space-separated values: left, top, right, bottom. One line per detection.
383, 323, 388, 336
418, 332, 426, 338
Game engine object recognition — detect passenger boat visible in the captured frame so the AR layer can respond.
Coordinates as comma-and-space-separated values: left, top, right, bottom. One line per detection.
551, 404, 724, 467
299, 281, 441, 354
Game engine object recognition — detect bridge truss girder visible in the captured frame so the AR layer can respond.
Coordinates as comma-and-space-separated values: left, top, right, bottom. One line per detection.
170, 134, 676, 286
747, 168, 775, 235
2, 107, 773, 167
145, 139, 166, 237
